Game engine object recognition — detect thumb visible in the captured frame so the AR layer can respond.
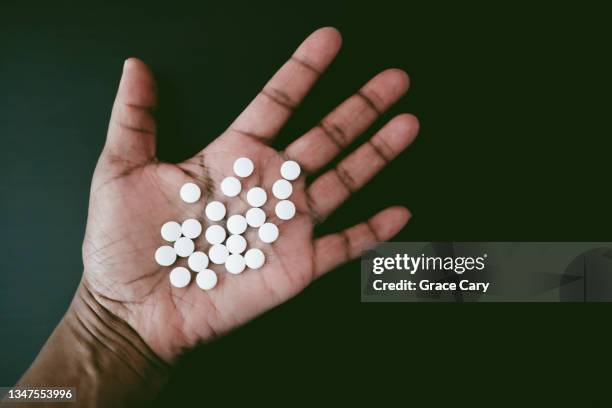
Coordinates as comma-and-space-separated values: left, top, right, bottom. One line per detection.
104, 58, 158, 165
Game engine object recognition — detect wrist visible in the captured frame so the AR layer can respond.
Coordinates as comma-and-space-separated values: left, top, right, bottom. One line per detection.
17, 279, 170, 407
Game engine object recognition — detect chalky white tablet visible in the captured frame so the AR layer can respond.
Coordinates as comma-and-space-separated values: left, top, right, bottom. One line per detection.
205, 225, 226, 245
233, 157, 254, 178
161, 221, 182, 242
187, 251, 209, 272
246, 207, 266, 228
169, 267, 191, 288
181, 218, 202, 239
209, 244, 229, 265
220, 176, 241, 197
226, 234, 247, 254
244, 248, 265, 270
155, 246, 177, 266
280, 160, 301, 181
275, 200, 296, 220
247, 187, 267, 207
174, 237, 195, 257
180, 182, 201, 203
225, 254, 246, 275
196, 269, 218, 290
227, 214, 247, 235
258, 222, 279, 243
205, 201, 226, 221
272, 179, 293, 199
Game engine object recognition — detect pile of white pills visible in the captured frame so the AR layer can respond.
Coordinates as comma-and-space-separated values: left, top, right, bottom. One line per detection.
154, 157, 301, 290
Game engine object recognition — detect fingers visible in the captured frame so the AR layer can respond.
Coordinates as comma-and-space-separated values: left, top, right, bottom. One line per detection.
104, 58, 158, 166
227, 27, 342, 142
313, 206, 410, 278
306, 114, 419, 221
285, 69, 410, 173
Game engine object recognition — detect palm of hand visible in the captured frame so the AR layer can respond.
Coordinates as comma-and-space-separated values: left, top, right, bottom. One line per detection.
84, 136, 315, 361
81, 28, 419, 362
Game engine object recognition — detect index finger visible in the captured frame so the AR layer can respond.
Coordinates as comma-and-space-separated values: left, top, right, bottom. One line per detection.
226, 27, 342, 143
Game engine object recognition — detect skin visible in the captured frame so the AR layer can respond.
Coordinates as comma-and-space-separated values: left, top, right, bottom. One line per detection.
16, 27, 419, 405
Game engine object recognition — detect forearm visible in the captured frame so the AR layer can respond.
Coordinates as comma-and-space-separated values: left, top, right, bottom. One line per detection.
15, 279, 169, 407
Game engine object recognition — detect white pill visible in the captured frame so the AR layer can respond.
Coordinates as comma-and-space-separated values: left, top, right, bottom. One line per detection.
275, 200, 296, 220
196, 269, 218, 290
180, 182, 201, 203
272, 179, 293, 199
227, 214, 247, 235
226, 234, 247, 254
155, 246, 177, 266
205, 225, 226, 245
209, 244, 229, 265
174, 237, 195, 257
221, 176, 241, 197
244, 248, 265, 269
169, 267, 191, 288
187, 251, 209, 272
225, 254, 246, 274
258, 222, 279, 243
233, 157, 254, 178
247, 187, 267, 207
205, 201, 226, 221
161, 221, 182, 242
181, 218, 202, 239
280, 160, 301, 181
245, 207, 266, 228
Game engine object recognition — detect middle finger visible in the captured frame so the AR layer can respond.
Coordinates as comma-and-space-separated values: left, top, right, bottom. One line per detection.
284, 68, 409, 173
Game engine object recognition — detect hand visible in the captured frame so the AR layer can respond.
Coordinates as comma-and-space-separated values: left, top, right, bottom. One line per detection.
82, 27, 419, 362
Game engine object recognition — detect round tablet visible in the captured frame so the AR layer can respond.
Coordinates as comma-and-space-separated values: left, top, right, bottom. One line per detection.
244, 248, 265, 270
180, 182, 201, 203
174, 237, 195, 257
275, 200, 296, 220
280, 160, 301, 181
196, 269, 218, 290
205, 225, 226, 245
155, 246, 177, 266
187, 251, 209, 272
205, 201, 226, 221
227, 214, 247, 235
272, 179, 293, 199
225, 254, 246, 275
181, 218, 202, 239
169, 267, 191, 288
221, 176, 241, 197
161, 221, 182, 242
226, 234, 247, 254
233, 157, 254, 178
245, 207, 266, 228
209, 244, 229, 265
258, 223, 279, 243
247, 187, 267, 207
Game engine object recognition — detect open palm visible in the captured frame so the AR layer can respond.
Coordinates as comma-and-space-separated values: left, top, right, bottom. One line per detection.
82, 27, 419, 362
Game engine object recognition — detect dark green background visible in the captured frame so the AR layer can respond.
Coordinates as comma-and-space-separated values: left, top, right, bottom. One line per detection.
1, 1, 609, 405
